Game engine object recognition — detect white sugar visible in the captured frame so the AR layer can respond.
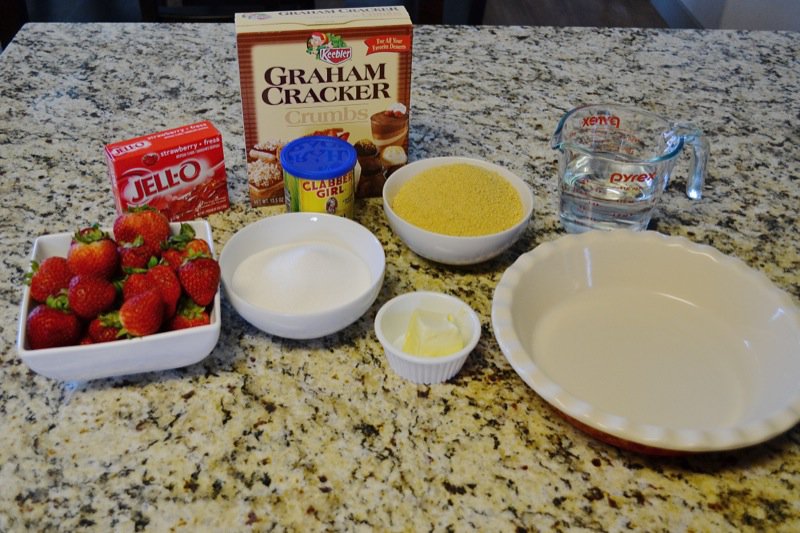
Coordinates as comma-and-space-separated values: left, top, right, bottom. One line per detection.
231, 241, 371, 315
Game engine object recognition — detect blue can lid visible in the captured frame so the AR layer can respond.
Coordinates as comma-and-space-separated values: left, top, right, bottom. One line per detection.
280, 135, 357, 180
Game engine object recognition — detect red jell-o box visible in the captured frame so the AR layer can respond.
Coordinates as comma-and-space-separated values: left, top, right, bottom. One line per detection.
105, 121, 230, 222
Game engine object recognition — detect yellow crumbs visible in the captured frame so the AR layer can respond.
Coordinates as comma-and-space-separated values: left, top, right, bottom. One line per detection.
392, 163, 524, 236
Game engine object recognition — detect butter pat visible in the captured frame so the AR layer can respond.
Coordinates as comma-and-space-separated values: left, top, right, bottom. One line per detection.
402, 309, 464, 357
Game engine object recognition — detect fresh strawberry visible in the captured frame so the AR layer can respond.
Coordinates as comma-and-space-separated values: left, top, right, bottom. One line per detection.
67, 274, 117, 320
117, 289, 164, 337
67, 224, 119, 279
169, 239, 212, 270
146, 264, 181, 317
185, 239, 212, 258
88, 314, 122, 343
113, 206, 170, 258
26, 295, 82, 349
118, 236, 154, 271
26, 256, 72, 303
178, 254, 220, 307
169, 297, 211, 330
161, 247, 185, 272
163, 222, 195, 248
121, 271, 151, 301
162, 224, 211, 271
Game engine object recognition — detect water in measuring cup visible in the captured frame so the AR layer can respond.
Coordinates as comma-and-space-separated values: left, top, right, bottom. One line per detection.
559, 157, 659, 233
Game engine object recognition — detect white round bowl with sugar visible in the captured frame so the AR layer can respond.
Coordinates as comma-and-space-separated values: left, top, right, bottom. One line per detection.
220, 213, 385, 339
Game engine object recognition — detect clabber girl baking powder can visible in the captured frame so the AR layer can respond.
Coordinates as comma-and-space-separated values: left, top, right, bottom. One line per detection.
280, 135, 357, 218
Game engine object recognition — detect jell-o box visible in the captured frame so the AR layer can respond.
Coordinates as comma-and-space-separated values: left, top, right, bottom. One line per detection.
105, 121, 230, 222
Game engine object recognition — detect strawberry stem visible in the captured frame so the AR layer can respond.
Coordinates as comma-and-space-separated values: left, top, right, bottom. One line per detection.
73, 224, 110, 244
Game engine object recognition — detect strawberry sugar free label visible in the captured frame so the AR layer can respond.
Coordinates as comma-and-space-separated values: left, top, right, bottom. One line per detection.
105, 121, 230, 222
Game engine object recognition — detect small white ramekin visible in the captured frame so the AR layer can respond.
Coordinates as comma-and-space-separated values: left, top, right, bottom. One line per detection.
374, 291, 481, 384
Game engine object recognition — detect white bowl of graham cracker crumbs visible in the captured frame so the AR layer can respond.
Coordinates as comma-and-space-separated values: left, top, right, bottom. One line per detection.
382, 157, 534, 265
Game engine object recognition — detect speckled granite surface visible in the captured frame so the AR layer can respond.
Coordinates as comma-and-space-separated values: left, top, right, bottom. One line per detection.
1, 22, 799, 531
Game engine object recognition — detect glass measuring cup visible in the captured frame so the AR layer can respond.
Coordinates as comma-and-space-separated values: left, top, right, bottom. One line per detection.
551, 104, 708, 233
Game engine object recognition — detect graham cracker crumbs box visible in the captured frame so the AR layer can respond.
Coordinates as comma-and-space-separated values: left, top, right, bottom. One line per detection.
235, 7, 413, 206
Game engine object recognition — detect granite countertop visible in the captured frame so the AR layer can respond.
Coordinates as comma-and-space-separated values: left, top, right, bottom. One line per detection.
1, 22, 799, 531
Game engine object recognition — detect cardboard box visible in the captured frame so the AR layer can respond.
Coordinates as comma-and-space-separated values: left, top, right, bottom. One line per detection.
236, 7, 413, 206
105, 121, 230, 221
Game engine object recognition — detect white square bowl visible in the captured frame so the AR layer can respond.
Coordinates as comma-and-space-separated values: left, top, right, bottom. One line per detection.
16, 221, 221, 381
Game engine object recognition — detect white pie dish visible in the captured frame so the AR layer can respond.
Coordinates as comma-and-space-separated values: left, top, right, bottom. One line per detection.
219, 212, 385, 340
491, 230, 800, 454
382, 156, 534, 265
16, 221, 221, 381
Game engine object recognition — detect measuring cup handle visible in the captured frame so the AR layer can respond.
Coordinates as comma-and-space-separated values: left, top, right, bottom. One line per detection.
676, 123, 709, 200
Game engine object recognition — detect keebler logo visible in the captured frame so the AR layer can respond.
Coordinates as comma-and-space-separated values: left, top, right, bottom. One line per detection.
306, 32, 352, 65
